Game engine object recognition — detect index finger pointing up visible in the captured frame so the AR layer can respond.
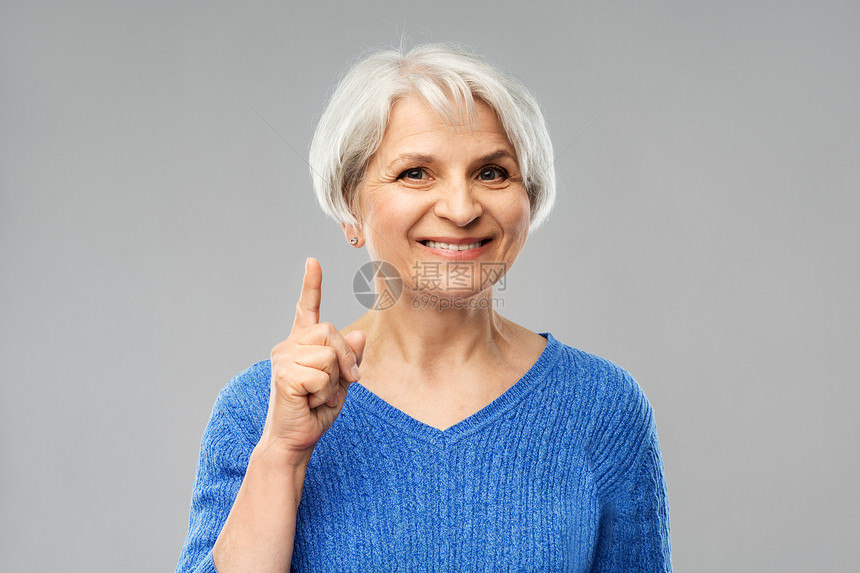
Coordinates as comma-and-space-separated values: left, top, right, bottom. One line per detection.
291, 257, 322, 335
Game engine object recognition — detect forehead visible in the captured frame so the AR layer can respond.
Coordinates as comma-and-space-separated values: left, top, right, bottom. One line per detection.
378, 93, 513, 153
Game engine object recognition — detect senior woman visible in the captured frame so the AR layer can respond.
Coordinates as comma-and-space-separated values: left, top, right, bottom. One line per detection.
176, 43, 671, 572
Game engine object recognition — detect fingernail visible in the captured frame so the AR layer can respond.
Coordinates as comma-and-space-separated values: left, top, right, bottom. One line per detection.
305, 257, 309, 271
350, 365, 361, 381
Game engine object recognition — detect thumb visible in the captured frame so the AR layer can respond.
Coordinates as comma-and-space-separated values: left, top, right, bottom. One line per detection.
343, 330, 367, 369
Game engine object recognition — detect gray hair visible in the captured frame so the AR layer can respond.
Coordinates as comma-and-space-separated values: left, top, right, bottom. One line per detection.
309, 42, 556, 230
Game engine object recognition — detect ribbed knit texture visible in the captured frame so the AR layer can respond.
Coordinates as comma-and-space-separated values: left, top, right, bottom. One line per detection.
176, 333, 671, 572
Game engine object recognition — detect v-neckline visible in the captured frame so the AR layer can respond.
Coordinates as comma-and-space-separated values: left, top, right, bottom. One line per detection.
345, 332, 563, 444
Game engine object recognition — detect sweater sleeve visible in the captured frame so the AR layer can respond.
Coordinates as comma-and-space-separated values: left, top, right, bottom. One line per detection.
589, 369, 672, 572
175, 386, 256, 573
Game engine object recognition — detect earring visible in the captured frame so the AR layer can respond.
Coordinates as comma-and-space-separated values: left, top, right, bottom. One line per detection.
349, 237, 358, 245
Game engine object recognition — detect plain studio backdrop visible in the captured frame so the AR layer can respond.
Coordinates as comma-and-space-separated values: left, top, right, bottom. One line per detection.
2, 1, 858, 571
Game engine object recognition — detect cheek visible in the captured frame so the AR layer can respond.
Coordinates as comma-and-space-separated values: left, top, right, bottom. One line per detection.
502, 193, 532, 235
366, 192, 431, 230
362, 200, 420, 254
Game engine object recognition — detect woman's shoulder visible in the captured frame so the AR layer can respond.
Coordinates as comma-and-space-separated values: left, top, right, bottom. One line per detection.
210, 358, 272, 433
219, 358, 271, 399
551, 337, 667, 505
546, 333, 654, 430
547, 333, 636, 384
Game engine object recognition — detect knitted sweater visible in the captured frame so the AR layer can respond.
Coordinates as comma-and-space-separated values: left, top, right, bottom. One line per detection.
176, 333, 671, 572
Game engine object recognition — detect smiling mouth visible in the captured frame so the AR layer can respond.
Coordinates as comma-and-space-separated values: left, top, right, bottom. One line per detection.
419, 239, 490, 251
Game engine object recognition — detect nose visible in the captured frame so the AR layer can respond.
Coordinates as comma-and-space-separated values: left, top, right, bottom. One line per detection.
433, 181, 483, 226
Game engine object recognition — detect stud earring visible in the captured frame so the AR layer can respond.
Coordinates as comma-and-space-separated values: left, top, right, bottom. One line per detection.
349, 237, 358, 245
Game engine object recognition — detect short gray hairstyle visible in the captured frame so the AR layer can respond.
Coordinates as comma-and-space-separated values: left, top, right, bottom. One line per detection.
309, 42, 556, 230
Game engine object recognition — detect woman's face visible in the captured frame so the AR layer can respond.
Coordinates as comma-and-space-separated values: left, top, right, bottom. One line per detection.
350, 93, 530, 301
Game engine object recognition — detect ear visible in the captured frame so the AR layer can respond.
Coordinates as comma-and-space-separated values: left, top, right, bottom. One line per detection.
341, 222, 364, 248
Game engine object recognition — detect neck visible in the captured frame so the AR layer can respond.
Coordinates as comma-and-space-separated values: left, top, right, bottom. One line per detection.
352, 287, 514, 376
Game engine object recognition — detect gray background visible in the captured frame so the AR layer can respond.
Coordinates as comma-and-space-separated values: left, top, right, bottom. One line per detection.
2, 1, 858, 571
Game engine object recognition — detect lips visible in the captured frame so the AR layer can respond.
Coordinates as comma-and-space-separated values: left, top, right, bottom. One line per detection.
416, 237, 492, 259
422, 240, 482, 251
417, 236, 491, 245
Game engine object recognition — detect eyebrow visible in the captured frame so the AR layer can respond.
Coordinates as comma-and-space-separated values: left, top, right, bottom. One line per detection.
386, 149, 518, 169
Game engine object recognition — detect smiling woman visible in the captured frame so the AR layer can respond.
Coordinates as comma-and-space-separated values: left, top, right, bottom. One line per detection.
348, 93, 531, 305
175, 43, 671, 572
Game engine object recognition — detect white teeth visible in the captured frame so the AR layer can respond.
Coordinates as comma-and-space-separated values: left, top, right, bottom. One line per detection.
424, 240, 483, 251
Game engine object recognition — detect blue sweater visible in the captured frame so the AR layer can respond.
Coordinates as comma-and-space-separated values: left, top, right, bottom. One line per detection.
176, 333, 671, 572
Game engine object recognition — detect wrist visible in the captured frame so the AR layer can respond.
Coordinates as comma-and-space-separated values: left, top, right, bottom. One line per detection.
250, 438, 314, 473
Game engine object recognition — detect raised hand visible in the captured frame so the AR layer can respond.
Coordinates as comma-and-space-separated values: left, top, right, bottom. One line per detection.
260, 257, 366, 465
211, 257, 364, 572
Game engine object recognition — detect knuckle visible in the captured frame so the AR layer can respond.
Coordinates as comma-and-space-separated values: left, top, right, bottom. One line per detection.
271, 363, 292, 385
274, 361, 305, 386
317, 370, 332, 387
322, 345, 337, 363
320, 322, 337, 335
271, 337, 296, 357
307, 370, 328, 393
270, 347, 290, 368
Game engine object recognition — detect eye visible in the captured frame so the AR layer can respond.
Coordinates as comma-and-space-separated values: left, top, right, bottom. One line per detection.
398, 167, 427, 181
478, 166, 508, 181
